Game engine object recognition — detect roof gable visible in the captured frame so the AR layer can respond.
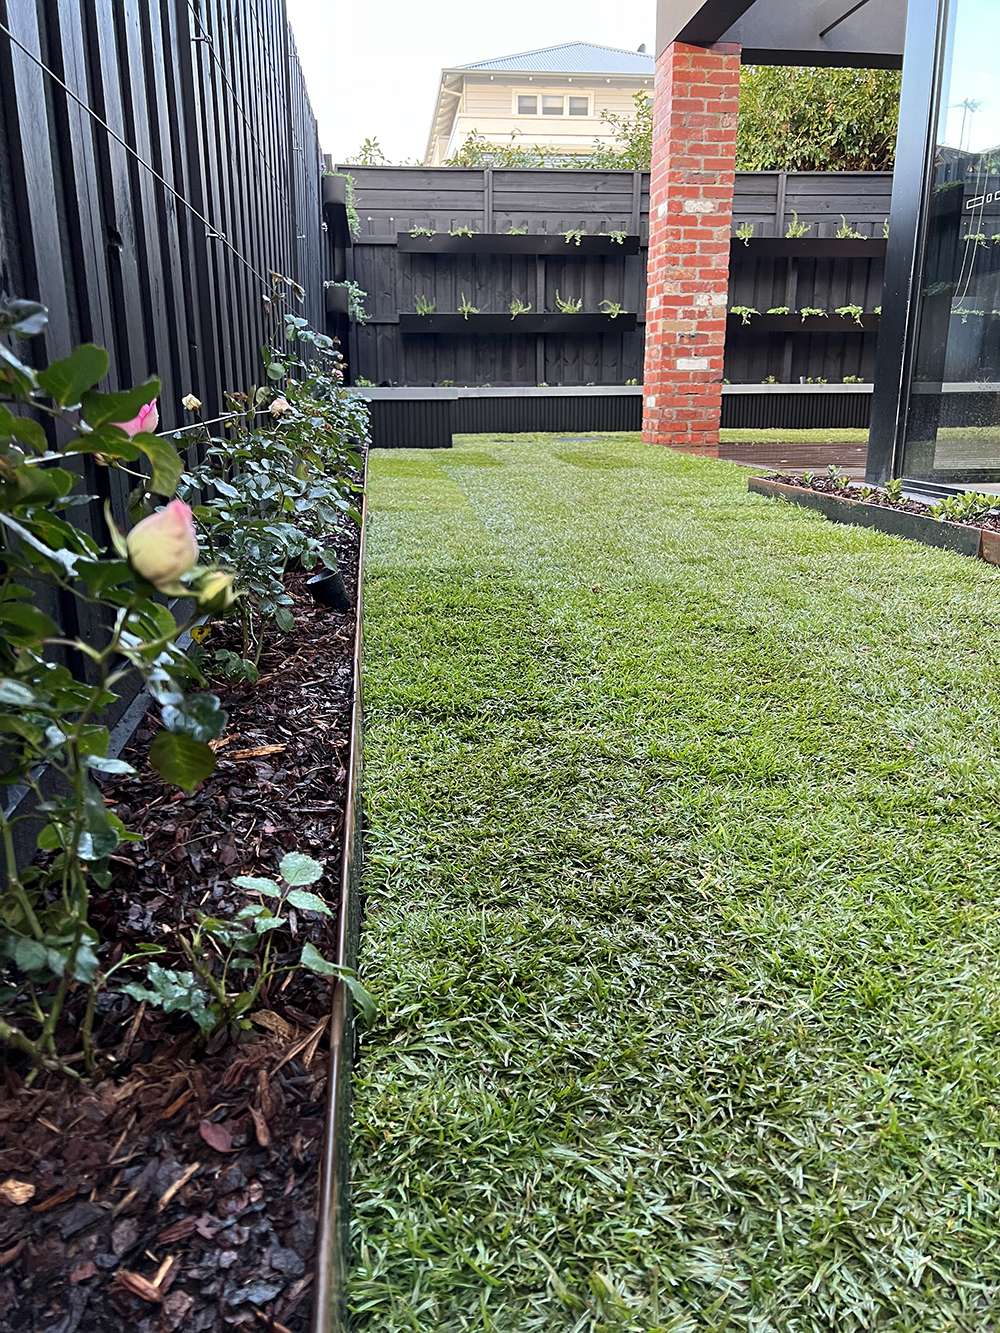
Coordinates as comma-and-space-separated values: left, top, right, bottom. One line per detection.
458, 40, 654, 75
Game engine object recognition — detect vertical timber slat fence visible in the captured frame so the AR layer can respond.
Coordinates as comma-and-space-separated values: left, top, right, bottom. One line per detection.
0, 0, 333, 436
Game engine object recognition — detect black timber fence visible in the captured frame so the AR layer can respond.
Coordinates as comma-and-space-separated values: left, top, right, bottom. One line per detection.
0, 0, 339, 430
0, 0, 344, 737
339, 165, 893, 391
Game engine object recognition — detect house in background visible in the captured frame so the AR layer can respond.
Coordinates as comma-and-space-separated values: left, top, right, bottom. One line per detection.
424, 40, 654, 166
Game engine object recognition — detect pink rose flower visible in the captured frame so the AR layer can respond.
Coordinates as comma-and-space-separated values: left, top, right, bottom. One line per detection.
126, 499, 198, 588
114, 400, 159, 438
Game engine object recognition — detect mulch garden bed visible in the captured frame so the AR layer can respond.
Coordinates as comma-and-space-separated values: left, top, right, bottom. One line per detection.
0, 507, 362, 1330
766, 472, 1000, 531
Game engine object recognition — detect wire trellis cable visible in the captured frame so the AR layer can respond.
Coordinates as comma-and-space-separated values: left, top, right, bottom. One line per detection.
0, 18, 279, 290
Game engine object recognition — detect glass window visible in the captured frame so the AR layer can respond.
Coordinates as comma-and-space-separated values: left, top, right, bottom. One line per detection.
903, 0, 1000, 483
542, 95, 564, 116
568, 96, 589, 117
516, 95, 537, 115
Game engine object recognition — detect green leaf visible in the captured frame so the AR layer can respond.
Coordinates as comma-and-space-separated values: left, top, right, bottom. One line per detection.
279, 851, 324, 886
37, 344, 109, 407
161, 693, 227, 742
300, 944, 376, 1023
0, 341, 39, 393
135, 434, 183, 497
148, 731, 216, 793
0, 601, 58, 646
252, 915, 286, 934
1, 298, 47, 338
232, 876, 282, 897
0, 406, 47, 453
81, 377, 160, 428
286, 888, 333, 916
0, 678, 36, 705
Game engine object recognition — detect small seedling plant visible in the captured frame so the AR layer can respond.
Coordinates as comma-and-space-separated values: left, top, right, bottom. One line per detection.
415, 294, 437, 316
509, 297, 532, 318
767, 306, 790, 316
835, 215, 865, 240
605, 230, 628, 245
506, 225, 528, 236
563, 228, 586, 247
554, 290, 583, 314
448, 226, 477, 238
785, 211, 812, 238
735, 222, 755, 246
458, 292, 480, 320
409, 226, 436, 238
799, 306, 827, 321
730, 305, 758, 326
835, 304, 865, 326
124, 853, 375, 1033
599, 300, 625, 319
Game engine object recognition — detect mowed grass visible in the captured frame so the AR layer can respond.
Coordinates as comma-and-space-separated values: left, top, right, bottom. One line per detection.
350, 434, 1000, 1331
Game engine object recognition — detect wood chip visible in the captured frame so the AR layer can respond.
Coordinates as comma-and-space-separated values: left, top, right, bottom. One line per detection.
157, 1161, 201, 1212
271, 1015, 329, 1074
153, 1255, 175, 1287
113, 1269, 163, 1305
0, 1179, 35, 1206
249, 1106, 271, 1148
227, 744, 286, 761
32, 1184, 76, 1213
198, 1120, 235, 1153
0, 1240, 25, 1268
70, 1260, 97, 1283
250, 1010, 296, 1041
254, 1312, 293, 1333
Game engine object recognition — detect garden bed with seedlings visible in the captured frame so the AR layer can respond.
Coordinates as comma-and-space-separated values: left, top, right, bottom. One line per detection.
0, 298, 370, 1331
749, 470, 1000, 564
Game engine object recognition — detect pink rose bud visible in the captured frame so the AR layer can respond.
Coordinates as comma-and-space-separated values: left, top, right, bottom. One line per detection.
126, 499, 199, 588
269, 396, 291, 418
114, 400, 160, 438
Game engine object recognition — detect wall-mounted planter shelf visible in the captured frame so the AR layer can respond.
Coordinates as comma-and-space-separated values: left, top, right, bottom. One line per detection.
749, 476, 1000, 565
399, 312, 637, 335
728, 314, 881, 335
731, 237, 888, 259
325, 284, 350, 317
397, 232, 640, 256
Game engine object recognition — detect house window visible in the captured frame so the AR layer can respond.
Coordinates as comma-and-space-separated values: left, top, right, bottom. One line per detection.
542, 95, 564, 115
568, 96, 590, 116
516, 94, 537, 115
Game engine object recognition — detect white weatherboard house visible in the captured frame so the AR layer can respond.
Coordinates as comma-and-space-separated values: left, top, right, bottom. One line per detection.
424, 40, 654, 166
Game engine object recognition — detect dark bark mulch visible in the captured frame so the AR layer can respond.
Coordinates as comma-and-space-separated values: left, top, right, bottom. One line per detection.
766, 473, 1000, 531
0, 516, 361, 1331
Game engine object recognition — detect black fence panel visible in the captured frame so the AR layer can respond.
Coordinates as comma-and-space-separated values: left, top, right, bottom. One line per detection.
0, 0, 335, 442
341, 166, 893, 389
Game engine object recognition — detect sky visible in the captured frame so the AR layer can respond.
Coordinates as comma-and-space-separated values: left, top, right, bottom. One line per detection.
286, 0, 653, 164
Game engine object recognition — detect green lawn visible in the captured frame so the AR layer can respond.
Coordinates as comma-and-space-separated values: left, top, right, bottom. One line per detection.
351, 434, 1000, 1331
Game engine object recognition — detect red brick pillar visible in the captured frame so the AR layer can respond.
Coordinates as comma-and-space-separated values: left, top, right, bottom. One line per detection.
642, 41, 741, 457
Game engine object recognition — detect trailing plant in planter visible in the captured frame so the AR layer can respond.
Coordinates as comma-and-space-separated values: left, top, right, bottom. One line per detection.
506, 225, 528, 235
599, 300, 625, 319
767, 306, 791, 316
415, 294, 437, 316
735, 222, 755, 245
563, 228, 586, 247
554, 290, 583, 314
730, 305, 759, 326
327, 279, 369, 323
509, 297, 532, 318
605, 230, 628, 245
409, 226, 435, 238
448, 226, 477, 238
0, 298, 236, 1077
799, 306, 827, 321
785, 211, 812, 238
835, 304, 865, 325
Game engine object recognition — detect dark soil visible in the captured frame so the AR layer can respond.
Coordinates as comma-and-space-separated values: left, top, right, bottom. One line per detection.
767, 473, 1000, 531
0, 509, 362, 1331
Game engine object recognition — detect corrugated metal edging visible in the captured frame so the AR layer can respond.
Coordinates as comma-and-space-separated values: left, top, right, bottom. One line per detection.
722, 392, 873, 430
369, 398, 456, 448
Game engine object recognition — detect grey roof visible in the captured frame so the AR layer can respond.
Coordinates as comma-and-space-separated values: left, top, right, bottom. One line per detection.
457, 40, 654, 75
